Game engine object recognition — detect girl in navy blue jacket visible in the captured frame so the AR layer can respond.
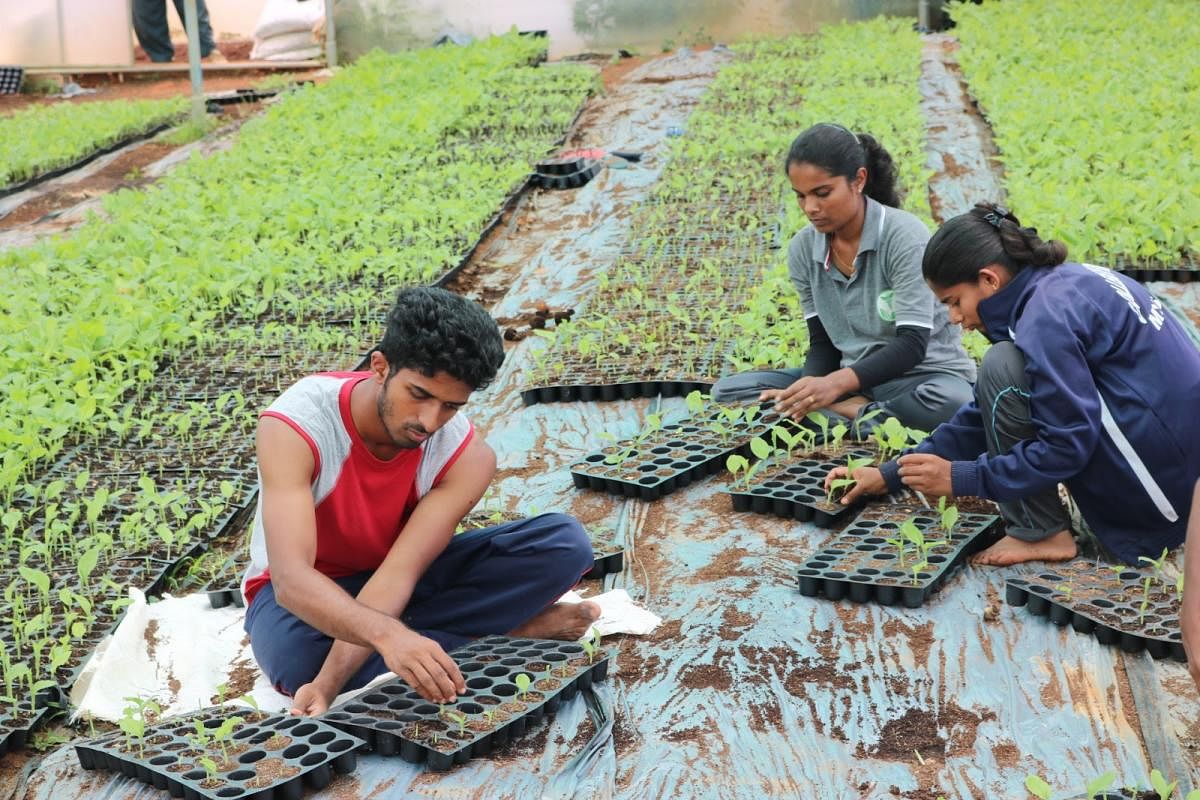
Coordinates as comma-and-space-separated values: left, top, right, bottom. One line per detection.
830, 203, 1200, 566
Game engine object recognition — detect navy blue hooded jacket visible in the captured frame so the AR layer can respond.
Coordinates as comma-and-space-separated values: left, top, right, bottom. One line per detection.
880, 262, 1200, 563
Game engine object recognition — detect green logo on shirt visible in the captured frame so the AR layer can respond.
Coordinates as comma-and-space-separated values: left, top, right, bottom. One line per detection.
877, 289, 896, 322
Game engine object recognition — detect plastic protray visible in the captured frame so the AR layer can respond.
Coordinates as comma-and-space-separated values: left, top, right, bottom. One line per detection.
323, 635, 610, 771
569, 410, 780, 502
521, 378, 714, 405
1004, 563, 1187, 662
75, 710, 363, 799
533, 159, 600, 189
0, 699, 56, 759
586, 529, 624, 578
727, 448, 874, 528
796, 504, 1001, 608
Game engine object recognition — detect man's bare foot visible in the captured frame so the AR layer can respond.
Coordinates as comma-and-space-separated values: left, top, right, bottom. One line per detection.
509, 601, 600, 640
970, 530, 1077, 566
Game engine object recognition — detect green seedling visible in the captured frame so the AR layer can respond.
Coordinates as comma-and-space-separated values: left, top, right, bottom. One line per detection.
118, 696, 161, 758
514, 673, 532, 699
806, 412, 830, 447
1149, 768, 1177, 799
198, 756, 220, 782
1176, 573, 1184, 601
826, 455, 874, 505
1024, 774, 1052, 800
1055, 583, 1074, 602
936, 496, 959, 535
829, 422, 849, 451
1083, 771, 1116, 798
909, 559, 929, 586
1137, 547, 1171, 588
581, 627, 602, 663
446, 710, 467, 734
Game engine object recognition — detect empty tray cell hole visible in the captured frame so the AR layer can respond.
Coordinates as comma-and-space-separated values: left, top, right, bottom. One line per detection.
283, 744, 310, 759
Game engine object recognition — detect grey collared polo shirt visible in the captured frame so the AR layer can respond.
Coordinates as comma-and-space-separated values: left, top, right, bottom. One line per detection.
788, 197, 977, 383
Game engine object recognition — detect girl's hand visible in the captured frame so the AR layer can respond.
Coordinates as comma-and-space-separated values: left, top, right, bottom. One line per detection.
761, 376, 843, 419
896, 453, 953, 497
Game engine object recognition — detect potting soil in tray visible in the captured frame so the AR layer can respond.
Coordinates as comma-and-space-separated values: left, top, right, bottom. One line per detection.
727, 447, 874, 527
322, 634, 610, 771
1004, 561, 1187, 661
75, 710, 363, 799
570, 408, 781, 502
796, 504, 1001, 608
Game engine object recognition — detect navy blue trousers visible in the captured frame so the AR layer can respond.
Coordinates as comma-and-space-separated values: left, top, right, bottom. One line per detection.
132, 0, 216, 62
244, 513, 593, 697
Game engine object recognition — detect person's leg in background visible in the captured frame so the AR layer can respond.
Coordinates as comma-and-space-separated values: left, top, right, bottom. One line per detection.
855, 371, 973, 435
169, 0, 217, 57
132, 0, 175, 62
710, 368, 805, 403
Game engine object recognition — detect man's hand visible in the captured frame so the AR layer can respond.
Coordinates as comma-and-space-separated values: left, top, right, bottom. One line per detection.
290, 681, 336, 717
761, 375, 845, 420
896, 453, 954, 497
824, 465, 888, 505
378, 627, 466, 704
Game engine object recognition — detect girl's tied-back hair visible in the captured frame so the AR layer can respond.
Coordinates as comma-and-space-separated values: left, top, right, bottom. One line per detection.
784, 122, 900, 208
922, 201, 1069, 286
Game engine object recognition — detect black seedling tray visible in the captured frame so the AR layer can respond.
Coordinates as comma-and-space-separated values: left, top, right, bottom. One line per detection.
727, 448, 874, 528
570, 409, 780, 502
0, 703, 52, 759
796, 504, 1001, 608
586, 529, 624, 578
75, 710, 363, 799
534, 159, 600, 189
1005, 562, 1187, 662
207, 583, 245, 609
323, 635, 609, 771
521, 378, 713, 405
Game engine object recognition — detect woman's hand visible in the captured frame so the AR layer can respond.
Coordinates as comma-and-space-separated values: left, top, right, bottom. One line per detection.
824, 465, 888, 505
896, 453, 953, 497
761, 375, 844, 420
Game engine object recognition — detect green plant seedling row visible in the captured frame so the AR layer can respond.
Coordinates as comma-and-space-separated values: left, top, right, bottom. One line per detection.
75, 708, 363, 798
1005, 557, 1187, 662
322, 634, 609, 772
954, 0, 1200, 270
0, 98, 187, 190
797, 505, 1000, 608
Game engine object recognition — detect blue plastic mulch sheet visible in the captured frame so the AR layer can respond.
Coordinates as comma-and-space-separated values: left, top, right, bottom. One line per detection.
11, 45, 1200, 800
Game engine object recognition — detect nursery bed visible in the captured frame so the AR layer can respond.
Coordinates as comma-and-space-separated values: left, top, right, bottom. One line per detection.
6, 23, 1200, 800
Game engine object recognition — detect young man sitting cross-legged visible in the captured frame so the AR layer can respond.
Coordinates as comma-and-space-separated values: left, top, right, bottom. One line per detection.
242, 287, 599, 716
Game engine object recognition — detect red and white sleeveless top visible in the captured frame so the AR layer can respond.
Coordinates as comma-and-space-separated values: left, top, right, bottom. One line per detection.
241, 372, 474, 605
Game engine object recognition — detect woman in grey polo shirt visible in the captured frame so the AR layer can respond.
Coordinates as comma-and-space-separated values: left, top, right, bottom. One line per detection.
713, 123, 976, 433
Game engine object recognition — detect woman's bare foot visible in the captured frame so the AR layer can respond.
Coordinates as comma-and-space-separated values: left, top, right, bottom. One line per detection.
969, 530, 1077, 566
509, 601, 600, 640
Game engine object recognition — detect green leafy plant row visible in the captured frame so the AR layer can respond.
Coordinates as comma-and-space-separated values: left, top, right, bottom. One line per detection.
0, 33, 593, 497
0, 33, 596, 732
0, 98, 187, 186
954, 0, 1200, 266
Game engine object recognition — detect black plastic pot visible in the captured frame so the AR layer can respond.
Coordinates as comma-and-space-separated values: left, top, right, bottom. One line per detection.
796, 507, 1001, 608
323, 635, 610, 771
75, 710, 363, 798
534, 159, 600, 189
521, 379, 716, 406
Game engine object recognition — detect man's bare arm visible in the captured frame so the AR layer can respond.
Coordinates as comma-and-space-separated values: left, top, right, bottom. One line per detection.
257, 418, 406, 653
295, 433, 495, 710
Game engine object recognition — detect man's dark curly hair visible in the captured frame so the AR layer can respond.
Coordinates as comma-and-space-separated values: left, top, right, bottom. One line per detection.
377, 287, 504, 390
